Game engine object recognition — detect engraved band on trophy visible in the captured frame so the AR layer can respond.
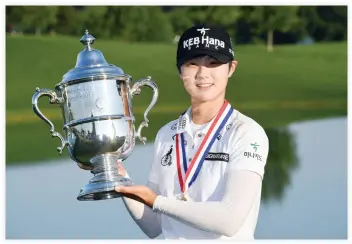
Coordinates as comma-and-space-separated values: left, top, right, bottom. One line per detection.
31, 30, 159, 201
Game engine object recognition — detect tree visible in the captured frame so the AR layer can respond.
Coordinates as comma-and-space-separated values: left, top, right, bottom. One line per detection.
117, 7, 174, 43
9, 6, 58, 35
55, 6, 80, 36
168, 7, 194, 36
248, 6, 302, 52
79, 7, 111, 39
298, 6, 347, 42
261, 127, 299, 203
168, 6, 241, 39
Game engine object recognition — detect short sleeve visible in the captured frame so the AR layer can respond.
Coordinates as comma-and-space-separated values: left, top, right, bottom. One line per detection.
229, 125, 269, 179
147, 129, 163, 185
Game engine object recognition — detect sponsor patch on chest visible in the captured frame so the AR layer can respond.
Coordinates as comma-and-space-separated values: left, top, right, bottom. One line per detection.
205, 152, 229, 163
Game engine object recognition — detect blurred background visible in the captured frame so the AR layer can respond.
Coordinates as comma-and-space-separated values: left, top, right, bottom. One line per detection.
5, 6, 347, 239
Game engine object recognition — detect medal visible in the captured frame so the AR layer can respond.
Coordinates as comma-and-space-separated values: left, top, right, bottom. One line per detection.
175, 100, 233, 200
175, 192, 187, 201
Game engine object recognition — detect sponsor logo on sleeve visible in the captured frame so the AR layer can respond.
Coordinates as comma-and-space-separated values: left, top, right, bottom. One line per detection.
243, 142, 262, 161
250, 142, 259, 152
243, 151, 262, 161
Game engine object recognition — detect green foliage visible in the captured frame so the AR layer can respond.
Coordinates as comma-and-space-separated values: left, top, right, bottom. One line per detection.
299, 6, 347, 41
6, 6, 347, 44
117, 6, 174, 42
168, 6, 241, 38
55, 6, 112, 38
55, 6, 80, 35
248, 6, 301, 34
168, 7, 194, 35
79, 7, 111, 38
7, 6, 58, 35
245, 6, 303, 51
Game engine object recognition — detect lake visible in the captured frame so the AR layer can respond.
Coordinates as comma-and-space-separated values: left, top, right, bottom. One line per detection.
6, 117, 347, 239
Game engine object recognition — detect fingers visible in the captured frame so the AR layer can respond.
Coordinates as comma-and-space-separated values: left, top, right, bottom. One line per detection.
115, 185, 135, 194
115, 185, 156, 207
115, 186, 144, 198
115, 186, 146, 204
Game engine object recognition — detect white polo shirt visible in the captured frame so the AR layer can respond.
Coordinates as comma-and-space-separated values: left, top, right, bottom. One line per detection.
148, 102, 269, 239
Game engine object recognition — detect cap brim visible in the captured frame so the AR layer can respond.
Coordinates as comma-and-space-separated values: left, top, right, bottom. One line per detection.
177, 49, 232, 68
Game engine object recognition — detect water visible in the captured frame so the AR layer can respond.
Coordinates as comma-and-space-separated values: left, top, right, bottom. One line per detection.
6, 117, 347, 239
255, 117, 347, 239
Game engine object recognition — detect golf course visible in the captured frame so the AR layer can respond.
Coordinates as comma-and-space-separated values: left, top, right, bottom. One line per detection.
6, 35, 347, 164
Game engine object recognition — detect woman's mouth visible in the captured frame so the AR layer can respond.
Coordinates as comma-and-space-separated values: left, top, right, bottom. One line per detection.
196, 83, 213, 88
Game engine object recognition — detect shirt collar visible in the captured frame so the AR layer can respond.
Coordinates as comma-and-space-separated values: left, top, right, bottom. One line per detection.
176, 106, 191, 135
176, 104, 234, 136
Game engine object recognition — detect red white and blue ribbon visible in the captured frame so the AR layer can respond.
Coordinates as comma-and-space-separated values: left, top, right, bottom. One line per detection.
175, 100, 233, 197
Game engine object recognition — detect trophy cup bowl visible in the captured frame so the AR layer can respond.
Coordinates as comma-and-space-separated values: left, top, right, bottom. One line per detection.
31, 30, 159, 201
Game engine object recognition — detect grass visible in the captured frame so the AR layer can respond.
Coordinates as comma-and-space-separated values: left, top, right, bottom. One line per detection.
5, 35, 347, 164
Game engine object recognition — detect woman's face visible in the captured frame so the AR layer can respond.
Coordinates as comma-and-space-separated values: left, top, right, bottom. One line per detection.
180, 55, 237, 103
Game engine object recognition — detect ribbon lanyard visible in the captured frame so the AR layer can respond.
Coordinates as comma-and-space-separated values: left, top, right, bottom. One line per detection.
175, 100, 233, 196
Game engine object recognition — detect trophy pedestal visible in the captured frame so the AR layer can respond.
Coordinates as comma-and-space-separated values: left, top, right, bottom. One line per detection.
77, 155, 133, 201
77, 177, 133, 201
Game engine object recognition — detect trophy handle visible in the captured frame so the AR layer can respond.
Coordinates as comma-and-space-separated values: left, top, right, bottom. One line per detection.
130, 76, 159, 144
31, 87, 68, 154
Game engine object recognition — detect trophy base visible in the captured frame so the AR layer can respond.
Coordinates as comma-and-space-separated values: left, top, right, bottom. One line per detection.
77, 176, 133, 201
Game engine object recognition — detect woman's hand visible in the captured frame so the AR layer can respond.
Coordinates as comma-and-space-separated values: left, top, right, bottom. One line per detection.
115, 184, 158, 208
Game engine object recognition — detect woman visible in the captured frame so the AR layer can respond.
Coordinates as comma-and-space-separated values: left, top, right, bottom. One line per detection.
79, 24, 269, 240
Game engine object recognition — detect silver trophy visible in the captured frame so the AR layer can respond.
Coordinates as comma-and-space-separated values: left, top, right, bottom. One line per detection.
31, 30, 158, 201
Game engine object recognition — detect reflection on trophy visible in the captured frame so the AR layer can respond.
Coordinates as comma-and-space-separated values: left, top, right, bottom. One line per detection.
31, 30, 159, 201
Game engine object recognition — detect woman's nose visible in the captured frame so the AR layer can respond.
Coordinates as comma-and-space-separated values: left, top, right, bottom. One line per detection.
195, 65, 210, 79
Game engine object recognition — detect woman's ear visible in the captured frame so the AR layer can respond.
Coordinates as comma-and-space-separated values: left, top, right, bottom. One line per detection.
228, 60, 238, 78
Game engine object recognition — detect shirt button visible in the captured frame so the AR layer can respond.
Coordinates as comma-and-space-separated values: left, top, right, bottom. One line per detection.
197, 133, 202, 137
189, 158, 192, 162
